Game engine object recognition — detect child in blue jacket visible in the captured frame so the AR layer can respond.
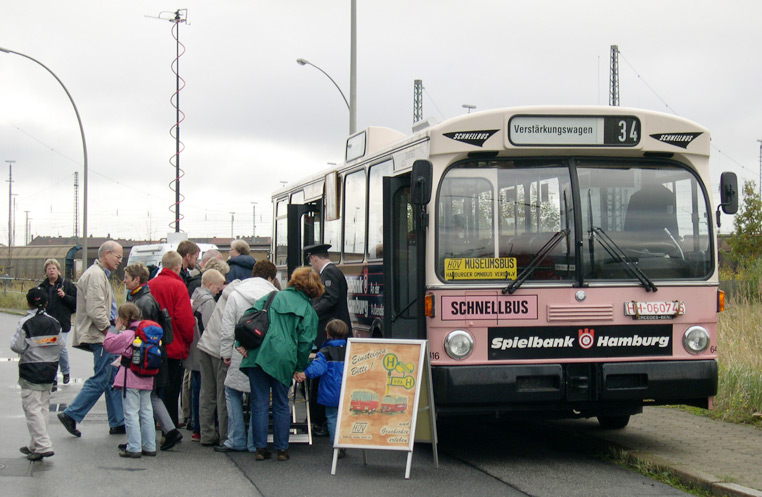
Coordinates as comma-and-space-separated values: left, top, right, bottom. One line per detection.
296, 319, 347, 453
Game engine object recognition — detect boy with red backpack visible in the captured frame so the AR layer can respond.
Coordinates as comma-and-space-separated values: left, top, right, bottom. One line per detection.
104, 303, 163, 458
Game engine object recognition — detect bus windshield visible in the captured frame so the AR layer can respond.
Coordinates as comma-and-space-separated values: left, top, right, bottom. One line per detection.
437, 159, 712, 283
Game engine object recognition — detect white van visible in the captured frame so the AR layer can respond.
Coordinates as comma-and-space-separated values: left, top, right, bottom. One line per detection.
126, 243, 219, 272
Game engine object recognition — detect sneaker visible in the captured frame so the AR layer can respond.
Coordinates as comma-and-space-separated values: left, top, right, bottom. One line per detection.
191, 432, 201, 442
58, 412, 81, 437
119, 449, 141, 458
109, 425, 126, 435
255, 448, 271, 461
277, 450, 289, 461
160, 429, 183, 451
141, 450, 157, 457
62, 373, 70, 384
27, 451, 54, 461
312, 424, 329, 437
19, 446, 32, 456
118, 444, 127, 451
214, 445, 246, 453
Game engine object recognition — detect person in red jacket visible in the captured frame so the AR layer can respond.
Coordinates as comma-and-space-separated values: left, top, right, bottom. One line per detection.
148, 250, 195, 427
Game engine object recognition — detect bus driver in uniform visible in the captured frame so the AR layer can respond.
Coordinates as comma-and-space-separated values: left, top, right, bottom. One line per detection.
303, 243, 353, 438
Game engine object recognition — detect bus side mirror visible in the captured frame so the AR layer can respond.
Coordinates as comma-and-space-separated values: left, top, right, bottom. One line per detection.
715, 172, 738, 227
411, 160, 432, 206
719, 172, 738, 214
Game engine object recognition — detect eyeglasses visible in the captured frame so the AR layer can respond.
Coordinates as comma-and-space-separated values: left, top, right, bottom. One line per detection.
110, 252, 123, 261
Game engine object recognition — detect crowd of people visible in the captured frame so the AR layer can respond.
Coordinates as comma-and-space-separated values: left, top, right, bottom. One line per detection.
12, 239, 352, 462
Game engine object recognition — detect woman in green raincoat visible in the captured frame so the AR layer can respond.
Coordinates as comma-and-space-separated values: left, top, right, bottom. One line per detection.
238, 267, 323, 462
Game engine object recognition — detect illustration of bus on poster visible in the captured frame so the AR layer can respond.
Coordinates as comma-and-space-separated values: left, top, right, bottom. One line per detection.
334, 338, 428, 451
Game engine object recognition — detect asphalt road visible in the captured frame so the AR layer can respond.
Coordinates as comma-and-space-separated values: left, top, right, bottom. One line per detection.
0, 311, 689, 496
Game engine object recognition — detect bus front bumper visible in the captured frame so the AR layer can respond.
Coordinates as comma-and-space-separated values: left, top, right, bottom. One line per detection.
431, 360, 717, 413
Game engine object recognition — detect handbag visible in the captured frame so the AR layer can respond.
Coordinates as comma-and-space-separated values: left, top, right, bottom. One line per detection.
234, 291, 277, 349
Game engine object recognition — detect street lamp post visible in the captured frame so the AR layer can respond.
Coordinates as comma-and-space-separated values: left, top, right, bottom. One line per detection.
0, 47, 89, 269
296, 58, 353, 135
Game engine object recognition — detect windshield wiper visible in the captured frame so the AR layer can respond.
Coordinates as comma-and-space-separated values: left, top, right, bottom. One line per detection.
591, 227, 658, 292
502, 229, 570, 295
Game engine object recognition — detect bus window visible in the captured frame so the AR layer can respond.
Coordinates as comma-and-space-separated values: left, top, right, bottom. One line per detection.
274, 199, 288, 266
368, 160, 394, 260
437, 161, 573, 282
578, 162, 711, 280
343, 169, 367, 262
324, 210, 341, 263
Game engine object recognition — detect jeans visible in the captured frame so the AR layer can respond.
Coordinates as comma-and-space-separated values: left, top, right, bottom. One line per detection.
64, 343, 124, 428
123, 388, 155, 453
223, 387, 254, 451
191, 370, 201, 434
151, 391, 175, 434
247, 366, 290, 451
326, 406, 338, 445
58, 332, 70, 375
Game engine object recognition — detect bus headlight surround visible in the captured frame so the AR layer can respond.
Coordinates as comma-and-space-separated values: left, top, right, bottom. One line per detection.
682, 326, 710, 354
444, 330, 474, 360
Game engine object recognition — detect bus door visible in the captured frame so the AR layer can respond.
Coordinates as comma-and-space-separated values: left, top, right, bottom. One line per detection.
286, 202, 321, 278
382, 173, 422, 339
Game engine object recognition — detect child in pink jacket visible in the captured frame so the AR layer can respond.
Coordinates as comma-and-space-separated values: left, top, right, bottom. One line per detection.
104, 303, 155, 458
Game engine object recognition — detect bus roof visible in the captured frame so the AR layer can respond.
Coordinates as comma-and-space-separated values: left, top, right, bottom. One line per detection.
273, 106, 710, 200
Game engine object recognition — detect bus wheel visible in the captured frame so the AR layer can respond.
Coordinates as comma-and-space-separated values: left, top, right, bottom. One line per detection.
597, 415, 630, 429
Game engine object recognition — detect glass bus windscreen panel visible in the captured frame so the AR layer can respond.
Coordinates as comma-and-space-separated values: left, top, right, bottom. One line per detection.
578, 163, 711, 280
437, 161, 574, 282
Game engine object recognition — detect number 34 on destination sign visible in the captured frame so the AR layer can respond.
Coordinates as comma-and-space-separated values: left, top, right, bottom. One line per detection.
444, 257, 517, 281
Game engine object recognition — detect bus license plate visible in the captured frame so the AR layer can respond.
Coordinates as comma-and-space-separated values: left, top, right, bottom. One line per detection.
624, 301, 685, 319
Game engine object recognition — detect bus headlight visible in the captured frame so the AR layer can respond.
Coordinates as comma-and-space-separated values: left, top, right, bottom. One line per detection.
444, 330, 474, 360
682, 326, 710, 354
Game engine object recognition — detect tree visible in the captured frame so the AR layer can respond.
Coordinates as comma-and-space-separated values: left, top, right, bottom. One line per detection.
728, 180, 762, 266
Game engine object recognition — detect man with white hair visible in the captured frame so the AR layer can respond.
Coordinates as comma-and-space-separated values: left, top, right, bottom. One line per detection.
58, 240, 124, 438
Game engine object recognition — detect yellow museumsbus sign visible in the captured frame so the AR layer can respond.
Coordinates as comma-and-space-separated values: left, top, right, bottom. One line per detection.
444, 257, 517, 281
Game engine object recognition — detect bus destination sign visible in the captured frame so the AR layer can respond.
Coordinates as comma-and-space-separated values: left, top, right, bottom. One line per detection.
444, 257, 517, 281
509, 115, 641, 147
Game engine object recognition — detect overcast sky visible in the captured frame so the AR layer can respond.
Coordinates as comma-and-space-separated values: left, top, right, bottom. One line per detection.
1, 0, 760, 243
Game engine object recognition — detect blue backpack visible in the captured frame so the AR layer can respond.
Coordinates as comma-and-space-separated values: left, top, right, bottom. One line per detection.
121, 320, 163, 377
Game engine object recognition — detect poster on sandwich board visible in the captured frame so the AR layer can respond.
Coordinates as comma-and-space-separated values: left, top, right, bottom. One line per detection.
331, 338, 437, 479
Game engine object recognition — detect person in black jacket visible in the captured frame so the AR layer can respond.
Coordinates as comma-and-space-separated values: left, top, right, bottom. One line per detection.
11, 288, 62, 461
38, 259, 76, 387
304, 244, 353, 346
304, 243, 353, 437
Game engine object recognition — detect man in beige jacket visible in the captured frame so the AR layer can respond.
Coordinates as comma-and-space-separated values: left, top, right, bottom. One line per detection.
58, 241, 125, 437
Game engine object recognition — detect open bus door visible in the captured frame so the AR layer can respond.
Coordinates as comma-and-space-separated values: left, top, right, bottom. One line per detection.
286, 202, 321, 279
383, 163, 430, 339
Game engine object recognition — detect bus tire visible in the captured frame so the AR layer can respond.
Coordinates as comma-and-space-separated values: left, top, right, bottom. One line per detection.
597, 415, 630, 429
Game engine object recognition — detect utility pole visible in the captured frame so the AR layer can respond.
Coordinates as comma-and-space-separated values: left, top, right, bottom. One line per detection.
609, 45, 620, 106
250, 202, 257, 240
413, 79, 423, 123
757, 139, 762, 198
6, 160, 14, 274
229, 212, 235, 240
24, 211, 30, 245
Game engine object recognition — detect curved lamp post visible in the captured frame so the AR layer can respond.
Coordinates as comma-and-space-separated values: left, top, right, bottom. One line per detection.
0, 47, 89, 269
296, 58, 354, 135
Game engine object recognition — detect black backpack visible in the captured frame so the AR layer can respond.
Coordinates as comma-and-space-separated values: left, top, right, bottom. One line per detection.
234, 291, 277, 350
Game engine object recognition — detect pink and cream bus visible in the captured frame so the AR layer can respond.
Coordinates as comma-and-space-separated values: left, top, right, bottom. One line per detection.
273, 106, 738, 428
